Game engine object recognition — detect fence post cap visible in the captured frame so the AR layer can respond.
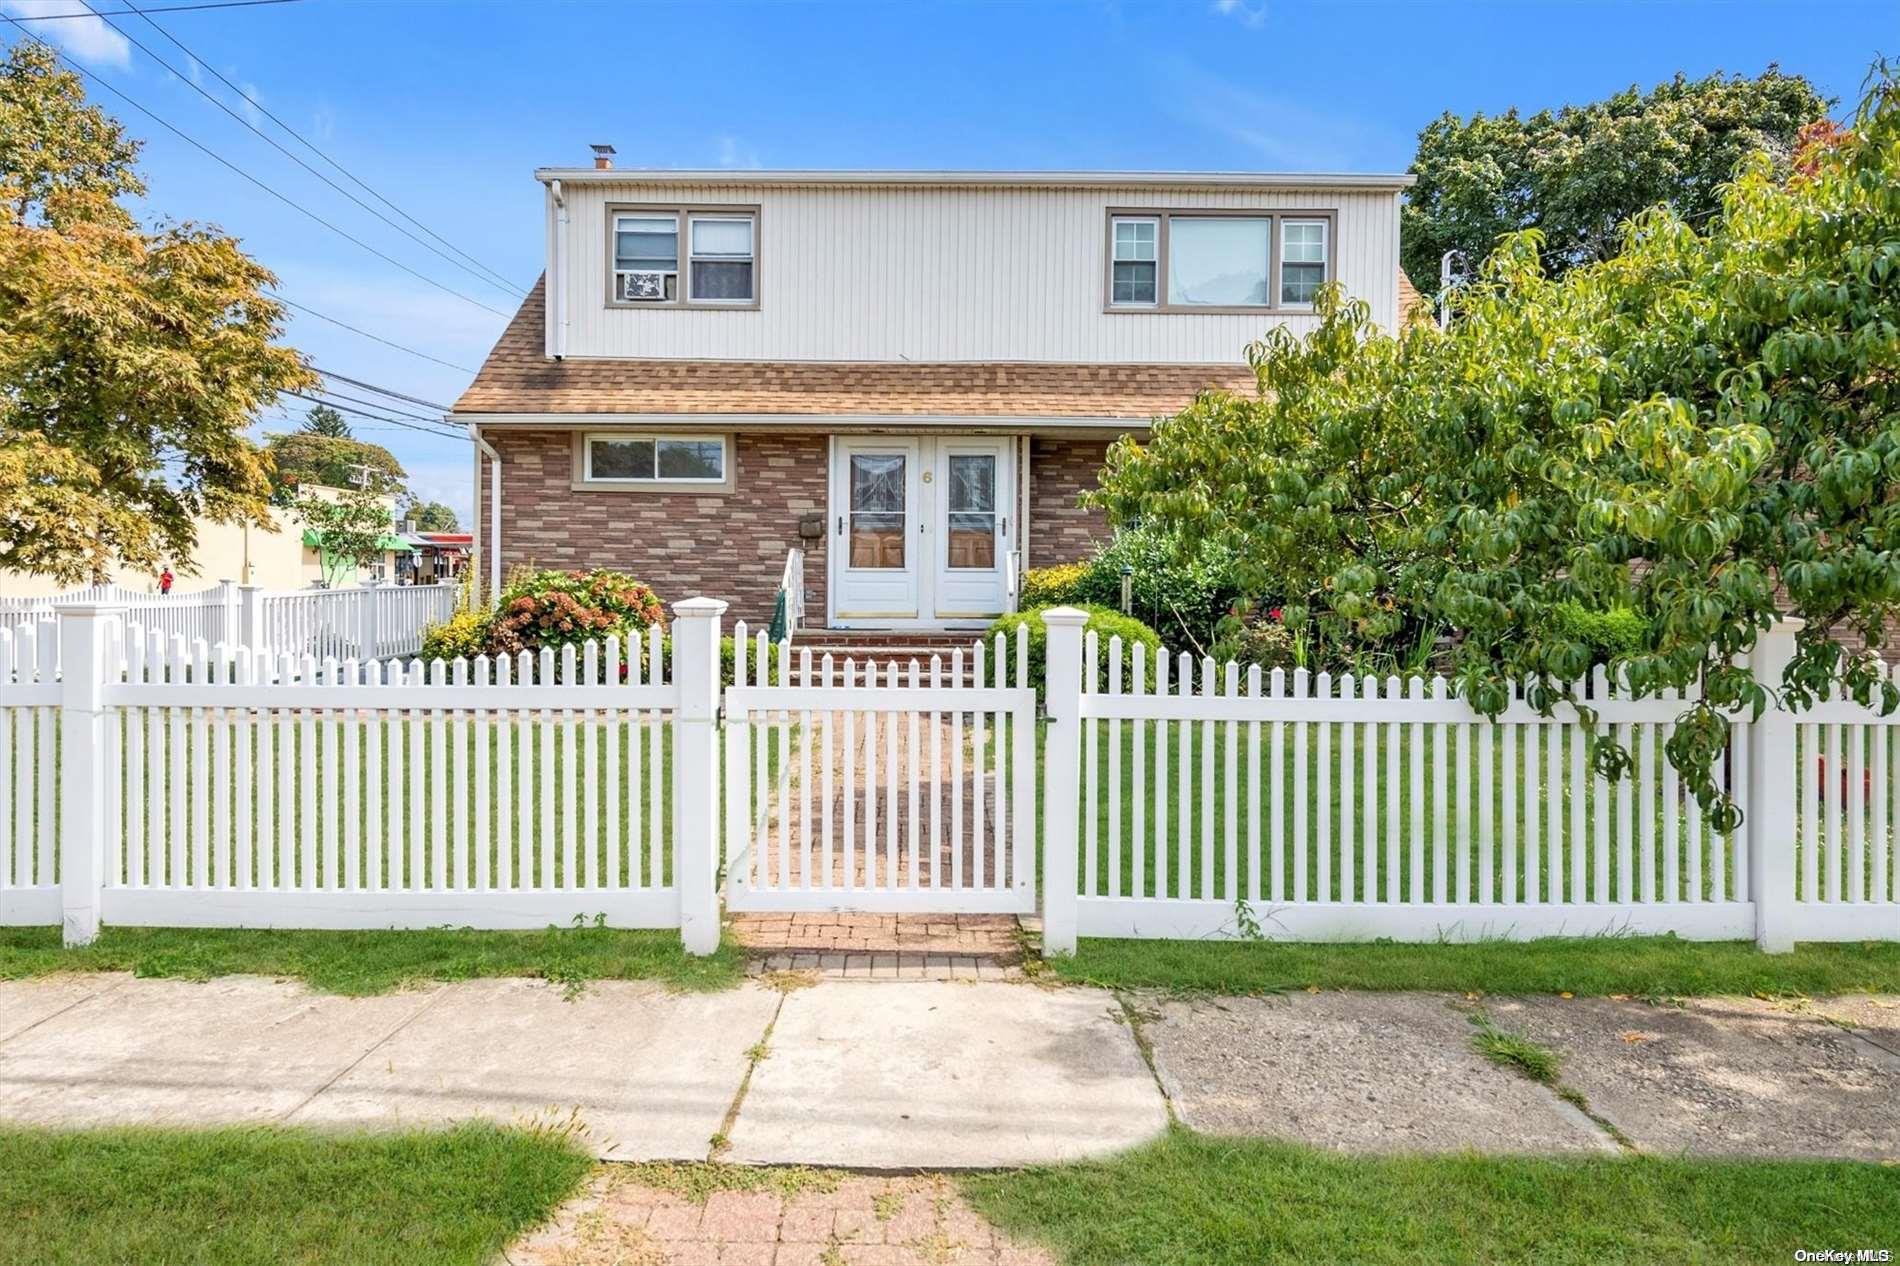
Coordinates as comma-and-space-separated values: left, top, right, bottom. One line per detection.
1766, 615, 1807, 635
49, 603, 125, 618
672, 596, 729, 620
1040, 606, 1091, 629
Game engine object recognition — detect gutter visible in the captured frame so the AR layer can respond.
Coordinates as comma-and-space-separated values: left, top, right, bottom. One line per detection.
469, 422, 503, 601
548, 179, 568, 360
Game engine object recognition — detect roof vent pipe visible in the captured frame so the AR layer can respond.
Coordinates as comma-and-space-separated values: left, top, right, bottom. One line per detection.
590, 144, 615, 170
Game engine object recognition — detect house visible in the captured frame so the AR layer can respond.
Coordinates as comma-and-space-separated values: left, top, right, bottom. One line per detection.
453, 157, 1416, 630
394, 528, 471, 586
0, 487, 412, 598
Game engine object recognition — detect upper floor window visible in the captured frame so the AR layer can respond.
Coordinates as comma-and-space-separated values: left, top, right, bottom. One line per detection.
1105, 210, 1333, 312
1110, 217, 1158, 305
610, 206, 758, 307
1280, 219, 1328, 306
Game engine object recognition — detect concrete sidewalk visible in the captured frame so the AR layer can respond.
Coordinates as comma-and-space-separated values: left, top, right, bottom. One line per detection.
2, 973, 1895, 1165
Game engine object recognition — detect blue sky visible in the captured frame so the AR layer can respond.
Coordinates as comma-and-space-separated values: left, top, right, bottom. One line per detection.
4, 0, 1890, 525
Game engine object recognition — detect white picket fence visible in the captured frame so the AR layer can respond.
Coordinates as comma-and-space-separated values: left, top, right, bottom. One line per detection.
2, 603, 1897, 956
722, 622, 1038, 914
0, 581, 455, 669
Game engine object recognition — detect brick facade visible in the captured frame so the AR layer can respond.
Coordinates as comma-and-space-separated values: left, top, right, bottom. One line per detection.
476, 429, 1117, 626
478, 430, 828, 628
1028, 436, 1115, 568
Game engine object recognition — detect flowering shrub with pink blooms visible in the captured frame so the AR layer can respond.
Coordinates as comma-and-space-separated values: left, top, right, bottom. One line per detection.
485, 569, 666, 659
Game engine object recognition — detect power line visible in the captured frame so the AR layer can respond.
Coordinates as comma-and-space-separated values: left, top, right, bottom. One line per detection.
267, 294, 479, 374
280, 390, 469, 442
1, 16, 516, 319
7, 0, 298, 18
84, 0, 525, 301
312, 368, 453, 413
128, 0, 525, 298
309, 384, 446, 425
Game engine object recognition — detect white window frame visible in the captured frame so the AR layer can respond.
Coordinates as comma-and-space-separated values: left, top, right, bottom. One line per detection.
1108, 215, 1160, 307
1278, 218, 1330, 308
581, 433, 730, 484
687, 214, 756, 304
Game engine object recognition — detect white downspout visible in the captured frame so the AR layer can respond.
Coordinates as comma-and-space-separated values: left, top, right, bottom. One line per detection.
549, 178, 568, 360
470, 423, 502, 602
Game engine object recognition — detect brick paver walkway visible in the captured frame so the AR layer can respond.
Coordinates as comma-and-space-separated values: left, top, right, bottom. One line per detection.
507, 1170, 1054, 1266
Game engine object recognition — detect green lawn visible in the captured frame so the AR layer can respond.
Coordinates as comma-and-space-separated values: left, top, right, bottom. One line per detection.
0, 923, 745, 994
0, 1123, 592, 1266
963, 1128, 1900, 1266
1049, 934, 1900, 997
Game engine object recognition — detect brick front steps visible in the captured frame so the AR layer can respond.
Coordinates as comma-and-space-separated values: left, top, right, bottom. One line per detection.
731, 913, 1027, 980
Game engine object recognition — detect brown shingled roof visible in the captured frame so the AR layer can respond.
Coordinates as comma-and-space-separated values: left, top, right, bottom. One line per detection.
1397, 269, 1428, 326
452, 279, 1258, 419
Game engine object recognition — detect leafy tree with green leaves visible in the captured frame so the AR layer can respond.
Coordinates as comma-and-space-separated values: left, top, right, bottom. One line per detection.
300, 403, 351, 438
1402, 68, 1828, 291
1093, 71, 1900, 827
265, 430, 407, 497
412, 501, 459, 532
0, 42, 312, 583
292, 488, 394, 588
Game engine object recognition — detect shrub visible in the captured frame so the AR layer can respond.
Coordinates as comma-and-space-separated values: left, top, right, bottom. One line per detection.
1214, 609, 1299, 673
1072, 524, 1247, 652
1551, 602, 1650, 666
420, 610, 488, 663
486, 569, 665, 658
989, 603, 1162, 693
1020, 562, 1088, 608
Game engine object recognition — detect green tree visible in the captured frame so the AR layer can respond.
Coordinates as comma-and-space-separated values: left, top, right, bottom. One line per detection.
265, 430, 406, 497
300, 403, 351, 438
1402, 68, 1828, 291
292, 488, 394, 588
412, 501, 459, 532
0, 42, 312, 583
1094, 72, 1900, 826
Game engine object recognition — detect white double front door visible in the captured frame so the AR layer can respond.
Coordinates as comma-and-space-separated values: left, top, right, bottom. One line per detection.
827, 436, 1015, 628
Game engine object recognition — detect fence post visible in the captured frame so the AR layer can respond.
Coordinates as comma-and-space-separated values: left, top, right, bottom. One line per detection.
1748, 617, 1804, 953
672, 596, 727, 955
59, 604, 121, 947
216, 578, 238, 645
1040, 606, 1089, 957
358, 582, 381, 661
238, 584, 266, 659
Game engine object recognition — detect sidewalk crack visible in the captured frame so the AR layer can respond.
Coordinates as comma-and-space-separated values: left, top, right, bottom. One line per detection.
275, 985, 448, 1123
0, 975, 130, 1050
709, 986, 788, 1160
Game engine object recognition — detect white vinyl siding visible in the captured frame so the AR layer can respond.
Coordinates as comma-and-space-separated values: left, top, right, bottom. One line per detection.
555, 183, 1401, 361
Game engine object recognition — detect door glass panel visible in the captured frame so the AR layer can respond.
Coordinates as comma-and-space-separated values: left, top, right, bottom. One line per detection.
849, 453, 906, 569
946, 454, 996, 570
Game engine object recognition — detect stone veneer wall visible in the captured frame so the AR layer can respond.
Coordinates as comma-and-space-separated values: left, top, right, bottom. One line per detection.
1028, 436, 1114, 569
477, 430, 827, 629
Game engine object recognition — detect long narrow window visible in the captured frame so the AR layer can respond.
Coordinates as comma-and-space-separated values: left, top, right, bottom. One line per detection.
1106, 211, 1335, 311
584, 434, 727, 483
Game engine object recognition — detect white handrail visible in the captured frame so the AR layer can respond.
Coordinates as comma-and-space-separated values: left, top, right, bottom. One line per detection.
777, 547, 804, 635
1005, 548, 1024, 613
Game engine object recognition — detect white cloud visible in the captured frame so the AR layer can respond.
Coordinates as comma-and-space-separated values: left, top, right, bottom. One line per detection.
1153, 57, 1391, 169
2, 0, 131, 67
1212, 0, 1268, 27
715, 134, 762, 169
237, 79, 264, 127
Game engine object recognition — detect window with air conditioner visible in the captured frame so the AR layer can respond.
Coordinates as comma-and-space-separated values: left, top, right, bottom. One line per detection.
609, 206, 759, 307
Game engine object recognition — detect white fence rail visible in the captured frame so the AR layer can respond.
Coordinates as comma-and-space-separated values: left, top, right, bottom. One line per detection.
4, 603, 1898, 958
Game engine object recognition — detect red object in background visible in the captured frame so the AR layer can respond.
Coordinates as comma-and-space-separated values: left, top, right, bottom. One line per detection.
158, 567, 173, 594
1813, 755, 1875, 803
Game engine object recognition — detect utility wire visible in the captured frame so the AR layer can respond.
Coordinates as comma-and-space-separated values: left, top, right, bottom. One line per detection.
311, 368, 452, 413
7, 0, 298, 19
281, 390, 468, 441
1, 16, 516, 319
309, 384, 446, 425
305, 389, 462, 437
128, 0, 524, 297
267, 294, 479, 374
86, 0, 525, 300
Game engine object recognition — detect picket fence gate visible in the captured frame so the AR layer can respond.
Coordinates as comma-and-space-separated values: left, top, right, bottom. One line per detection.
2, 601, 1897, 956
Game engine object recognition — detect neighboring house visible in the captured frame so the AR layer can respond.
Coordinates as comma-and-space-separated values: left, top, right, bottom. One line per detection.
0, 487, 412, 598
453, 156, 1417, 630
395, 527, 471, 586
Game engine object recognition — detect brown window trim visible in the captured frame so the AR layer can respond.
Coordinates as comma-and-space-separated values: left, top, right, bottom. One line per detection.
570, 431, 738, 495
1102, 207, 1336, 315
605, 202, 762, 311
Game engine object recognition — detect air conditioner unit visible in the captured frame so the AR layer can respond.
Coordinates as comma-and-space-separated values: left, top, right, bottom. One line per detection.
619, 271, 667, 301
